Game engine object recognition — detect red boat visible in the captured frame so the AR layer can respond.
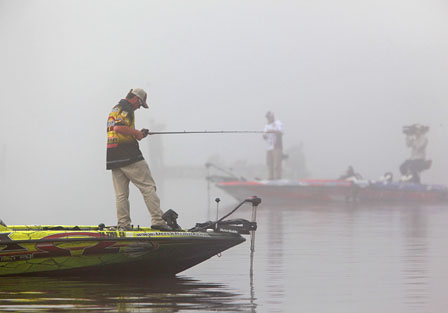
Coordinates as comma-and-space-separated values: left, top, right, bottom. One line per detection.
216, 179, 354, 205
216, 179, 448, 205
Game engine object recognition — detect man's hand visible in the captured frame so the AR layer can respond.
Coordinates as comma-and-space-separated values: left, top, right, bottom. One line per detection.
134, 130, 144, 141
113, 125, 148, 140
141, 128, 149, 138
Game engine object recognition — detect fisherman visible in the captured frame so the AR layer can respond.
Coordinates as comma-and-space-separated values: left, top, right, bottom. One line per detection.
106, 88, 172, 231
399, 124, 431, 184
263, 111, 284, 180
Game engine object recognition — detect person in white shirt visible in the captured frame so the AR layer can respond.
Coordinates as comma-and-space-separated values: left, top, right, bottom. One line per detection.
263, 111, 284, 180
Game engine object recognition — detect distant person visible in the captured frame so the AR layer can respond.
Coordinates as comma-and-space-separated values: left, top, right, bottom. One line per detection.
263, 111, 284, 180
106, 88, 172, 231
338, 165, 362, 181
399, 124, 431, 184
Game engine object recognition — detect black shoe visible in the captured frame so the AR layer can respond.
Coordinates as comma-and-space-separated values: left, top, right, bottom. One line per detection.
151, 224, 174, 231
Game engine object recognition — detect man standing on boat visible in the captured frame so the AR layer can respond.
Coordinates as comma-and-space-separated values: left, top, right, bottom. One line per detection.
106, 88, 172, 231
263, 111, 284, 180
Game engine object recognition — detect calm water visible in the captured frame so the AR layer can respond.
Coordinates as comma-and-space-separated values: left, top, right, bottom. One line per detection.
1, 183, 448, 312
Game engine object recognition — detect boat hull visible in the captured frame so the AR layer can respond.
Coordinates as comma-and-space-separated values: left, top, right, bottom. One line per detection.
216, 180, 354, 205
0, 227, 245, 277
356, 181, 448, 202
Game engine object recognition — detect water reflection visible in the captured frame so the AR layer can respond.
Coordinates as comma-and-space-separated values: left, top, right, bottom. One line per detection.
266, 207, 284, 311
249, 252, 257, 313
251, 202, 447, 313
0, 275, 251, 313
402, 204, 429, 313
1, 200, 448, 313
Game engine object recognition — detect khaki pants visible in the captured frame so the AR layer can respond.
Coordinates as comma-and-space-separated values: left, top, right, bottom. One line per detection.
267, 149, 282, 180
112, 160, 165, 228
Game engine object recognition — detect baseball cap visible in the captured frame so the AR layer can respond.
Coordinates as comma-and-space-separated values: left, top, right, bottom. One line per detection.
130, 88, 149, 108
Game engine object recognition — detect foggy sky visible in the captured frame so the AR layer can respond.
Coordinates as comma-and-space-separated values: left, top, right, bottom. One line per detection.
1, 0, 447, 225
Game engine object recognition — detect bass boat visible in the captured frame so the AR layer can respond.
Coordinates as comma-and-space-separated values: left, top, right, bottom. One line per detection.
216, 179, 448, 205
0, 197, 259, 277
216, 179, 354, 205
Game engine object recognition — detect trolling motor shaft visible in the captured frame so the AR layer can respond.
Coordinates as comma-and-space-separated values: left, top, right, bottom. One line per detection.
246, 197, 261, 252
213, 196, 260, 251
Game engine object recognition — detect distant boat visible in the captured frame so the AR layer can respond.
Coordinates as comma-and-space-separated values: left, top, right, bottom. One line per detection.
215, 179, 448, 205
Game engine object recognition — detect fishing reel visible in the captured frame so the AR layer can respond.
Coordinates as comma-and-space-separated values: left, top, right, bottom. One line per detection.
141, 129, 150, 136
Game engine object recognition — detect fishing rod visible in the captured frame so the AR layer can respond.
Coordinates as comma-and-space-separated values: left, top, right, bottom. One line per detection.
144, 130, 264, 135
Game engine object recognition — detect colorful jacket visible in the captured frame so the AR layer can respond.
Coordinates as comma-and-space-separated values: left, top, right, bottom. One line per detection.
106, 100, 144, 169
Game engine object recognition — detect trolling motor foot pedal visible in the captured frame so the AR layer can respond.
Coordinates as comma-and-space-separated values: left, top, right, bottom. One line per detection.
162, 209, 182, 231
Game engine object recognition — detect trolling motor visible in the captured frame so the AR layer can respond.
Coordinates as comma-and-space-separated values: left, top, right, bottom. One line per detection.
215, 218, 257, 235
189, 196, 260, 237
247, 196, 261, 252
